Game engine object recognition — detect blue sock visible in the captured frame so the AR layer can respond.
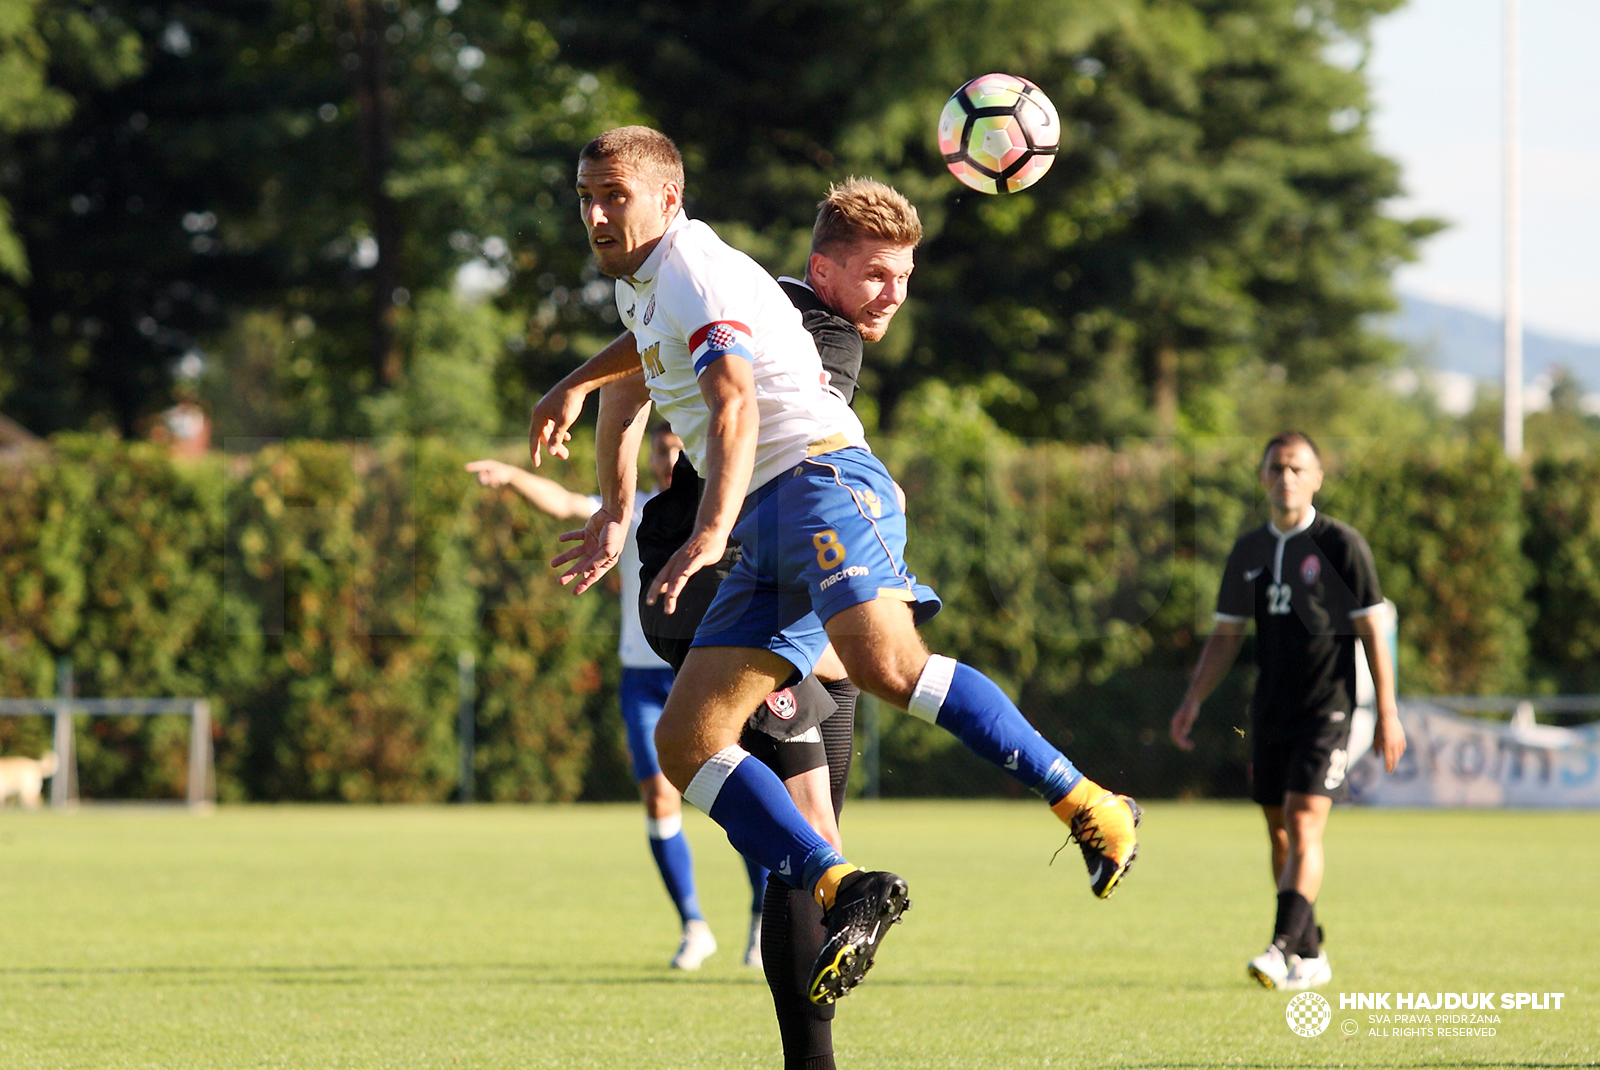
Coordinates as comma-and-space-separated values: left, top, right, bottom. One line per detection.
909, 657, 1082, 804
646, 814, 704, 924
684, 748, 845, 896
745, 857, 770, 915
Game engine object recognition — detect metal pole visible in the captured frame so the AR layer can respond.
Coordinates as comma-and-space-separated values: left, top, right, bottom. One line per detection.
187, 700, 213, 810
457, 650, 476, 803
1502, 0, 1523, 459
863, 695, 881, 800
51, 657, 75, 809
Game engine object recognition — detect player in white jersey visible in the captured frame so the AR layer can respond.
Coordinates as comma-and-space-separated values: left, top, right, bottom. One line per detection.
611, 204, 869, 503
467, 426, 763, 970
533, 126, 1141, 1011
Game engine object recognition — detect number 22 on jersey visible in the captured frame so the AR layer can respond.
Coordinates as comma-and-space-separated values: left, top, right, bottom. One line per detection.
1267, 583, 1292, 615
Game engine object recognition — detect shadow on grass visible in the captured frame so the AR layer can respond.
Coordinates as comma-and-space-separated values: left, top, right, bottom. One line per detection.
13, 962, 773, 987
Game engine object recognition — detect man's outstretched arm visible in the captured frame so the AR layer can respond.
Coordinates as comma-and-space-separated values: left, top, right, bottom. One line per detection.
1170, 618, 1248, 750
551, 372, 653, 594
645, 355, 758, 614
465, 460, 595, 520
528, 331, 643, 467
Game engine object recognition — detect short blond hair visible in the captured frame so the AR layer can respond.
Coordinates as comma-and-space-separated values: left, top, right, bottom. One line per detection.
811, 177, 922, 260
579, 126, 685, 190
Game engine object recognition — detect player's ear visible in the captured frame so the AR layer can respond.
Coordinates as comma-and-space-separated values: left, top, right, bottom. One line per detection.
661, 180, 683, 216
808, 251, 831, 284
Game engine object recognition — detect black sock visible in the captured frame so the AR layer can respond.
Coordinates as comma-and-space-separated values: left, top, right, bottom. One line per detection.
1272, 890, 1314, 952
761, 876, 835, 1070
1297, 919, 1323, 958
819, 679, 857, 821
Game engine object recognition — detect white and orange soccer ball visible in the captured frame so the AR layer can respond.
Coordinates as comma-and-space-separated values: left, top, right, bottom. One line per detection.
937, 73, 1060, 195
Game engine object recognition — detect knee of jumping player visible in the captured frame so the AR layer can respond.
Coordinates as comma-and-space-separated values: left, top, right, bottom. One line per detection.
825, 600, 930, 708
829, 646, 923, 708
652, 712, 703, 794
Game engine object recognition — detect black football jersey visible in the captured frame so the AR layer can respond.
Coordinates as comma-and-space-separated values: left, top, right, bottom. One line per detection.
1215, 509, 1384, 732
777, 277, 863, 403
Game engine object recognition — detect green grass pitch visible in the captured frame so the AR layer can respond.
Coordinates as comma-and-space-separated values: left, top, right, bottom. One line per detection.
1, 801, 1595, 1068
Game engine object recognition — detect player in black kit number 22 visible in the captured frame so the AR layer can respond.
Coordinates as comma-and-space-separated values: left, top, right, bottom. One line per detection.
1169, 432, 1406, 992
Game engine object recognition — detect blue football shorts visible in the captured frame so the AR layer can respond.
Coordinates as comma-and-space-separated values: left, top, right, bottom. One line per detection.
619, 666, 676, 782
691, 447, 941, 680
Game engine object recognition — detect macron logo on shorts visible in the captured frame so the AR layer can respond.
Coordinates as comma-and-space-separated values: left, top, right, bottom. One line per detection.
690, 320, 754, 374
819, 564, 870, 592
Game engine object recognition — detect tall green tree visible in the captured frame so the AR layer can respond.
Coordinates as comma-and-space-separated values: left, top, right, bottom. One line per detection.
554, 0, 1438, 440
0, 0, 632, 438
0, 0, 141, 416
0, 0, 141, 282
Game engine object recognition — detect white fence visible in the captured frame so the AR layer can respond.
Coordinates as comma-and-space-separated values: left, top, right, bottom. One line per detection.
0, 697, 214, 810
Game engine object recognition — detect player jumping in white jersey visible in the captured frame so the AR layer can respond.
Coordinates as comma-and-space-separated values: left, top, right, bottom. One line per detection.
531, 126, 1142, 1007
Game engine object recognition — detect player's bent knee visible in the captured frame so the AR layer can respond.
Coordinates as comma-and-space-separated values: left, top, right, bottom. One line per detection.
652, 716, 700, 793
850, 667, 917, 710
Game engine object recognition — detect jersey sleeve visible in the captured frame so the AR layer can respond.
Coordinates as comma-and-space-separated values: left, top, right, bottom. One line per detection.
689, 319, 755, 375
1339, 529, 1385, 618
659, 259, 758, 376
803, 311, 863, 403
1215, 537, 1253, 623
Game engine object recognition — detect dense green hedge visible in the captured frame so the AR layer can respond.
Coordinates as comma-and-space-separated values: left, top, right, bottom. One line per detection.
1, 436, 620, 803
0, 412, 1578, 801
870, 395, 1533, 799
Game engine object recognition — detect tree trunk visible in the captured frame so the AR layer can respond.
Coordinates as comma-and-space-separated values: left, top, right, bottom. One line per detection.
1152, 343, 1178, 435
344, 0, 401, 387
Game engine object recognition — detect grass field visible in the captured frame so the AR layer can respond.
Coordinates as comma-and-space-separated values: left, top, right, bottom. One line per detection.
1, 801, 1595, 1069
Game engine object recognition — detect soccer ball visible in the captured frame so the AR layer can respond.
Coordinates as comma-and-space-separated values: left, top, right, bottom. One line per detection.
937, 73, 1060, 195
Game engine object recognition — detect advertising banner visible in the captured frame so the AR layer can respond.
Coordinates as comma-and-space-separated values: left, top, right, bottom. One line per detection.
1347, 704, 1600, 807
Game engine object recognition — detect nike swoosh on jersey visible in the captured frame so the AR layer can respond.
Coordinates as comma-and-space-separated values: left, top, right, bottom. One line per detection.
1244, 567, 1265, 581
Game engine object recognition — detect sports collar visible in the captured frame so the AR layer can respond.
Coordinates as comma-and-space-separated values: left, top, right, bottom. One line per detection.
1269, 505, 1317, 540
624, 209, 688, 287
777, 275, 815, 293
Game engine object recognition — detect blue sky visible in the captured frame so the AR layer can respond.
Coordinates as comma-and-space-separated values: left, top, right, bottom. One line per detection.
1368, 0, 1600, 344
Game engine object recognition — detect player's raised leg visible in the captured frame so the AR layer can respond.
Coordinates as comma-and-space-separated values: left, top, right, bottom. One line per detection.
826, 596, 1141, 899
654, 645, 908, 1006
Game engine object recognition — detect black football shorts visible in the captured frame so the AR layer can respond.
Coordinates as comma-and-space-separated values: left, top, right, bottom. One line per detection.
1249, 709, 1354, 805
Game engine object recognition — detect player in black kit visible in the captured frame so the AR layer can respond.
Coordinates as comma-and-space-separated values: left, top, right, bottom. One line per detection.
615, 177, 919, 1069
1169, 432, 1406, 992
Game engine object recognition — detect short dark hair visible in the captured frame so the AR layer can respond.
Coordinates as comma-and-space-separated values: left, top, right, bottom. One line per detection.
578, 126, 685, 190
648, 420, 676, 441
810, 177, 922, 261
1261, 431, 1321, 466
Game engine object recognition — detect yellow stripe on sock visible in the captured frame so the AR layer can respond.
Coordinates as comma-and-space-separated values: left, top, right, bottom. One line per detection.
813, 863, 859, 910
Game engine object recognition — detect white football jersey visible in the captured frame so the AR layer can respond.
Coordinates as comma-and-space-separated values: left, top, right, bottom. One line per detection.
615, 210, 867, 492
